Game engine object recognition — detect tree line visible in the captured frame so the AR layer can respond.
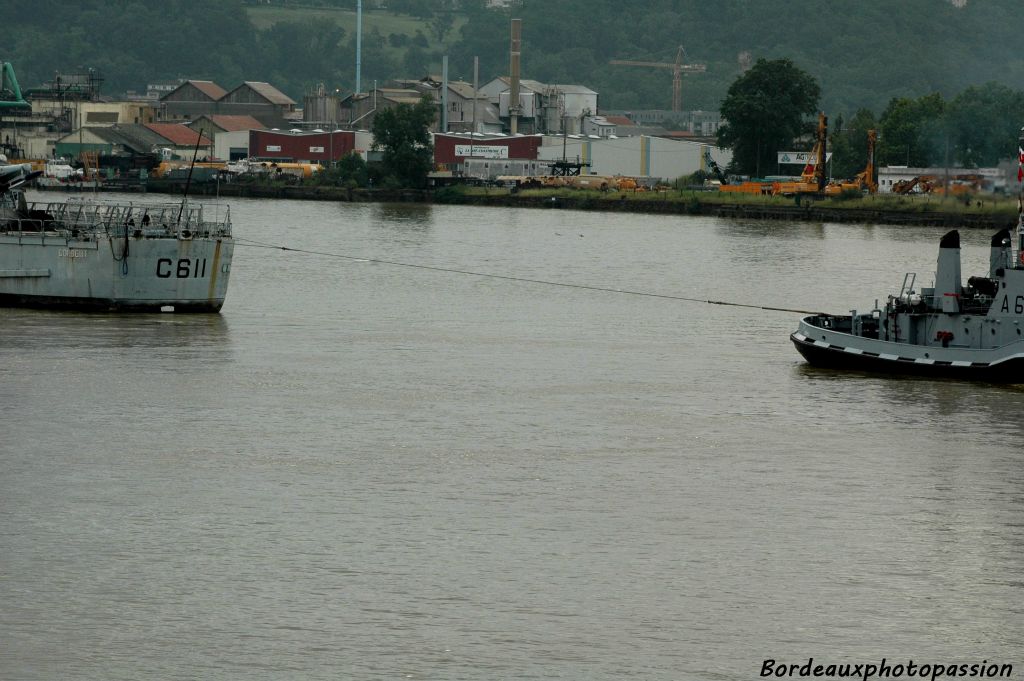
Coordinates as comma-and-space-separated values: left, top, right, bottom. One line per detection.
9, 0, 1024, 117
9, 0, 1024, 187
720, 59, 1024, 179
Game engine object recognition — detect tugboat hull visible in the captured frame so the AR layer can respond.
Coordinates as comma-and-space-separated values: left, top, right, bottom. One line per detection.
794, 319, 1024, 382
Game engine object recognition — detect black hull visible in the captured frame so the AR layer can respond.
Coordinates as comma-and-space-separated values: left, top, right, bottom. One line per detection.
0, 293, 224, 313
791, 334, 1024, 383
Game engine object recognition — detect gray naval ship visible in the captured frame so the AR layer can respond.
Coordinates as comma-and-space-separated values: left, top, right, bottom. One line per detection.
0, 162, 233, 312
792, 225, 1024, 382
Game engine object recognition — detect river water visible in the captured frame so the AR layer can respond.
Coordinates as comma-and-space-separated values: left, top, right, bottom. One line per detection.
2, 195, 1022, 680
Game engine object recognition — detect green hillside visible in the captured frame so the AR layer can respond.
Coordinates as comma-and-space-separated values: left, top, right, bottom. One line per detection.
6, 0, 1024, 119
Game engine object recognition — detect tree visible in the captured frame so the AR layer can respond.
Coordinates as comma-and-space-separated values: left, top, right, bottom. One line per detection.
945, 83, 1024, 167
371, 97, 436, 189
717, 58, 821, 176
258, 19, 346, 92
877, 93, 946, 167
829, 108, 878, 179
429, 12, 454, 44
316, 152, 368, 187
388, 0, 434, 19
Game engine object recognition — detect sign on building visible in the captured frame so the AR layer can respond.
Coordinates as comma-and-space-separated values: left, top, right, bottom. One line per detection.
455, 144, 508, 159
266, 145, 282, 152
778, 151, 833, 164
309, 146, 325, 153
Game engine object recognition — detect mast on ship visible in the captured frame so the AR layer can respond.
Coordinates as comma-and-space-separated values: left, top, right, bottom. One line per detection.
176, 127, 205, 228
1018, 126, 1024, 264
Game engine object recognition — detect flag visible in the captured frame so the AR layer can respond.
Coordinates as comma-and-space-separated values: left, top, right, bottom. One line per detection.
1019, 146, 1024, 164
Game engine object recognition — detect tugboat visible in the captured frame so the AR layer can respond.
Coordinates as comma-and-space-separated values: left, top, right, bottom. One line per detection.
791, 227, 1024, 381
0, 162, 234, 312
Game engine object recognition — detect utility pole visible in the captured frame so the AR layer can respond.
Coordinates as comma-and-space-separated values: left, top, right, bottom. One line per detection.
441, 55, 448, 133
355, 0, 362, 95
470, 56, 478, 160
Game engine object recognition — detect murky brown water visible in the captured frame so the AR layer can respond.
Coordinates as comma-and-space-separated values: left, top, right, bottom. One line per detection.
2, 196, 1022, 680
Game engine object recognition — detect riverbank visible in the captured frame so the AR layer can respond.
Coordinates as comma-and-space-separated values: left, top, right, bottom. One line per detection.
140, 181, 1020, 230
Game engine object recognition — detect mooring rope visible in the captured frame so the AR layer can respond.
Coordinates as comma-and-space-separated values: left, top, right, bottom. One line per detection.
232, 236, 824, 316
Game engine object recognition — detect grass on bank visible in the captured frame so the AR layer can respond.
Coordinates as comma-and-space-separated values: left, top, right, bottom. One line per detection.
444, 186, 1020, 216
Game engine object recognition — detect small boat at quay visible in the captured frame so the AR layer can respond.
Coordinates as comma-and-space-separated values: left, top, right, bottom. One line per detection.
0, 162, 233, 312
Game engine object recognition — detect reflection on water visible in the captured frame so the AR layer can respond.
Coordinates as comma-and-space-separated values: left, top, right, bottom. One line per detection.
371, 201, 434, 227
714, 218, 827, 241
0, 309, 230, 351
796, 361, 1024, 432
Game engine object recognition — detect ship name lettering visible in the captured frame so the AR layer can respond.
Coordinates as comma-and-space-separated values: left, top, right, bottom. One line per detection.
58, 248, 87, 258
997, 295, 1024, 313
157, 258, 208, 279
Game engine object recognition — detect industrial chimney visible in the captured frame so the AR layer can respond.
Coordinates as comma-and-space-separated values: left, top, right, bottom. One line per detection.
509, 18, 521, 135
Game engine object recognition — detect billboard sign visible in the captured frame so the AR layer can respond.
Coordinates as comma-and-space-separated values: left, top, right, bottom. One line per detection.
456, 144, 508, 159
778, 151, 832, 164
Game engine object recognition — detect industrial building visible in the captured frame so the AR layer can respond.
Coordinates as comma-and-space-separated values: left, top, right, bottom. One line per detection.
433, 132, 542, 168
338, 87, 423, 131
603, 109, 722, 137
0, 68, 158, 159
537, 135, 732, 183
248, 129, 356, 164
478, 77, 600, 135
433, 131, 731, 183
54, 123, 213, 163
159, 80, 297, 128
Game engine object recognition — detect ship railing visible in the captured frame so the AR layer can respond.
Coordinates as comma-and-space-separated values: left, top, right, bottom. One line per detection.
5, 199, 232, 239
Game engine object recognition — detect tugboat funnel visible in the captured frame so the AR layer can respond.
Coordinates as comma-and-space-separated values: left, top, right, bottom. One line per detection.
990, 228, 1011, 277
935, 229, 962, 313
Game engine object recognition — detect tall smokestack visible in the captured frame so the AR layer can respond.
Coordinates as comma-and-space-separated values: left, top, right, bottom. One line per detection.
934, 230, 963, 313
509, 18, 521, 135
990, 228, 1011, 277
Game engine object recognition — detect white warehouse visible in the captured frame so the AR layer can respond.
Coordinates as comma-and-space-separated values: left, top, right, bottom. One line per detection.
537, 135, 732, 182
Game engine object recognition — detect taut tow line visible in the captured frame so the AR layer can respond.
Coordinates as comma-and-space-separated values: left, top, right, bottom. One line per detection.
233, 237, 823, 316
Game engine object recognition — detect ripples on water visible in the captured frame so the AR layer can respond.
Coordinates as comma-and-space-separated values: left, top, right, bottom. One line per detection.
1, 196, 1021, 680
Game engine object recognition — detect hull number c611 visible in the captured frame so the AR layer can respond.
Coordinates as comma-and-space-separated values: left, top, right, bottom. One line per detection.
157, 258, 208, 279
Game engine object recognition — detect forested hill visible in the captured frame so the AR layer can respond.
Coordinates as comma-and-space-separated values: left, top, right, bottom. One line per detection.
7, 0, 1024, 117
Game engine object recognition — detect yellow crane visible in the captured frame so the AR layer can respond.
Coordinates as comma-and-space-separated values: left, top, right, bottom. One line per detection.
609, 46, 707, 112
824, 128, 878, 196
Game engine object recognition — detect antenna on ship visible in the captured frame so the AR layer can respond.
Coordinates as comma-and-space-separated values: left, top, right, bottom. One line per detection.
177, 126, 204, 228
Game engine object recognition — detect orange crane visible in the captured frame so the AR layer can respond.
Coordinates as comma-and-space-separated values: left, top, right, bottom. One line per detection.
609, 46, 707, 112
773, 112, 829, 196
824, 129, 878, 196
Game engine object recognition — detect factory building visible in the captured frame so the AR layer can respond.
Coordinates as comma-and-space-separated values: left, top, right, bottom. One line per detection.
159, 80, 297, 128
248, 129, 356, 164
537, 135, 732, 183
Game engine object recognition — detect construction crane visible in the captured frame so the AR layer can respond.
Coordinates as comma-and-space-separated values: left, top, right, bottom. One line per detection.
609, 46, 707, 112
771, 112, 831, 197
703, 147, 728, 185
824, 129, 878, 196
